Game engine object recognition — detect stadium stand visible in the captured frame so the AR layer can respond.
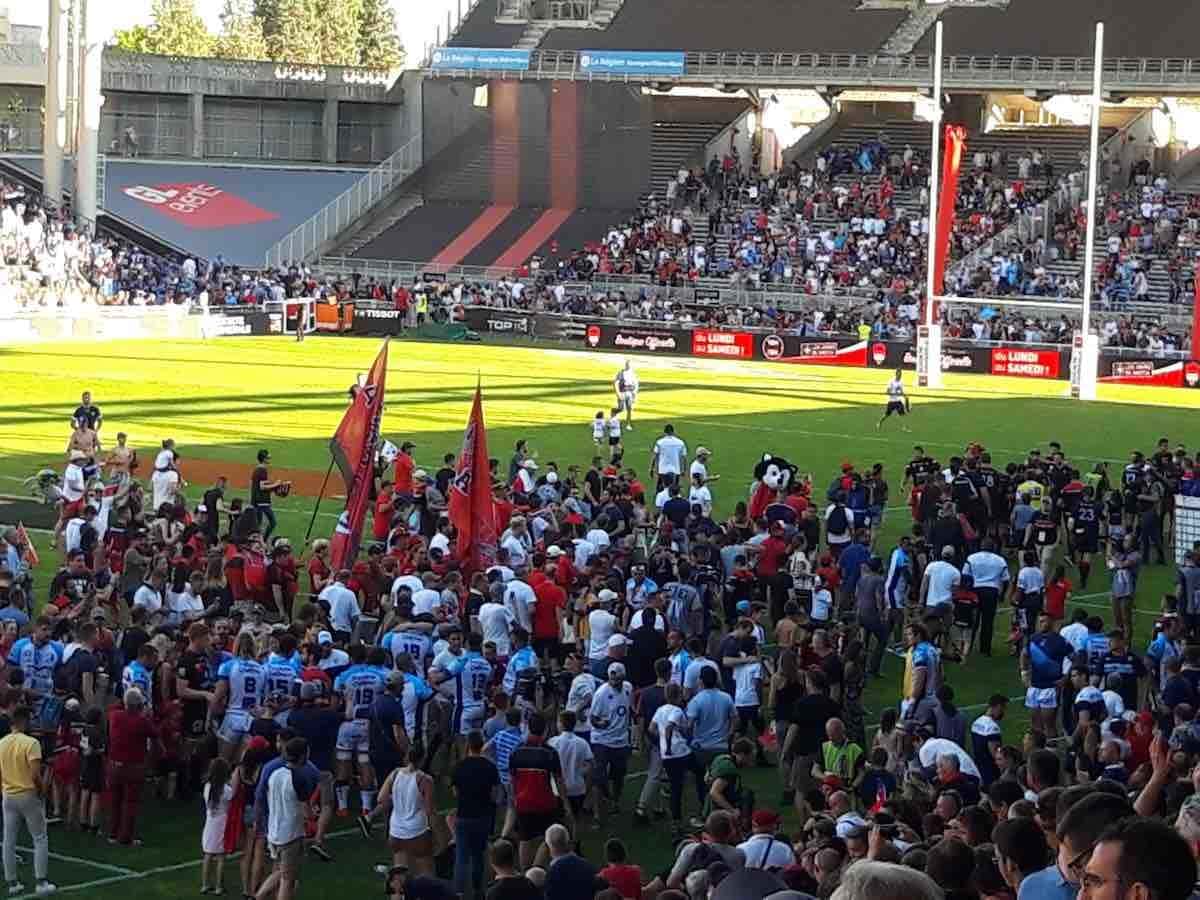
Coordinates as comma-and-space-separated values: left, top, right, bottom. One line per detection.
916, 0, 1200, 58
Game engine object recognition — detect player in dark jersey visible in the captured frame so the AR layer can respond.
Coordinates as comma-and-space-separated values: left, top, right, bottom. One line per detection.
1070, 487, 1101, 589
175, 622, 217, 799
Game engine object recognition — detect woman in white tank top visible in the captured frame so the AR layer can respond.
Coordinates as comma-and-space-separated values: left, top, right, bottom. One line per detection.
381, 747, 435, 875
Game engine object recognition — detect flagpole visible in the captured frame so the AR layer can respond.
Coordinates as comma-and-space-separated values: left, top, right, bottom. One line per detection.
303, 458, 336, 545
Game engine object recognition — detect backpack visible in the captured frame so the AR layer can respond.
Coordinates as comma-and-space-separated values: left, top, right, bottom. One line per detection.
827, 505, 848, 534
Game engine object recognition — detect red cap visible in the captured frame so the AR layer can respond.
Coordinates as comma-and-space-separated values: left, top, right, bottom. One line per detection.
751, 809, 780, 828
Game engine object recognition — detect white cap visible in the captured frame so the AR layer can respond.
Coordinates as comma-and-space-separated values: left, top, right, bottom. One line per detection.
546, 471, 558, 484
597, 589, 617, 603
607, 634, 629, 649
607, 662, 626, 678
546, 546, 564, 558
317, 630, 333, 645
523, 459, 538, 471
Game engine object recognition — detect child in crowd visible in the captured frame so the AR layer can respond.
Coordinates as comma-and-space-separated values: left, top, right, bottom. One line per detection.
201, 758, 235, 895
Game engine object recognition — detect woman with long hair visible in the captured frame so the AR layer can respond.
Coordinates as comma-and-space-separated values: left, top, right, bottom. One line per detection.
770, 647, 805, 804
380, 745, 436, 876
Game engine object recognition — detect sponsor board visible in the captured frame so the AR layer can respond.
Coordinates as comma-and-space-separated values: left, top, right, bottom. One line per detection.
578, 50, 686, 76
350, 306, 406, 335
691, 329, 753, 359
693, 287, 721, 303
122, 182, 277, 229
206, 314, 253, 336
429, 47, 531, 71
1100, 358, 1186, 388
990, 347, 1061, 378
758, 336, 867, 366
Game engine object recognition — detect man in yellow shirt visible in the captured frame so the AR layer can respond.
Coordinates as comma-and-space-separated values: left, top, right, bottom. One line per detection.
0, 706, 55, 896
1015, 470, 1047, 513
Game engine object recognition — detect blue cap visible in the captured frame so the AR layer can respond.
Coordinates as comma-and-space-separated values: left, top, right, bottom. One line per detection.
736, 600, 751, 613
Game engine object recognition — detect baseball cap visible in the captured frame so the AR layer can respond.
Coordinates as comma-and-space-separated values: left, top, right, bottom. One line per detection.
941, 545, 956, 558
752, 809, 780, 828
546, 471, 558, 484
696, 446, 712, 456
317, 630, 333, 646
522, 459, 538, 471
597, 589, 617, 603
607, 662, 626, 678
607, 634, 629, 649
736, 600, 751, 614
299, 681, 321, 701
546, 546, 564, 558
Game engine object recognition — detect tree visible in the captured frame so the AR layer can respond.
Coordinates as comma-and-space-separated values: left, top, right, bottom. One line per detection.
113, 0, 214, 57
215, 0, 269, 60
265, 0, 321, 63
111, 24, 154, 54
313, 0, 363, 67
356, 0, 404, 69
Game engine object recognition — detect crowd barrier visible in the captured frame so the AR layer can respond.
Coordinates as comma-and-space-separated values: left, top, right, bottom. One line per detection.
0, 304, 206, 344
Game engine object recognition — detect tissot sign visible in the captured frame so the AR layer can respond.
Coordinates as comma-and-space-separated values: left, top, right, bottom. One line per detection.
122, 183, 278, 229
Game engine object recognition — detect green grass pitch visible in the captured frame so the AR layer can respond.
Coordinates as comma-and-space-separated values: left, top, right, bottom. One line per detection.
0, 335, 1196, 896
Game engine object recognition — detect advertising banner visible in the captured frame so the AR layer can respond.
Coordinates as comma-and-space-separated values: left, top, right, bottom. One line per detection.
578, 50, 686, 76
429, 47, 531, 71
691, 329, 754, 359
461, 307, 534, 336
203, 310, 274, 337
693, 287, 722, 304
867, 340, 981, 373
990, 347, 1063, 379
350, 306, 406, 335
757, 334, 867, 366
1097, 357, 1200, 388
582, 323, 688, 354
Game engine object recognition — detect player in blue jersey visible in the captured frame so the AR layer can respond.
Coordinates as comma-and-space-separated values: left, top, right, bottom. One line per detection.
8, 616, 65, 697
454, 633, 494, 748
263, 633, 302, 707
121, 643, 159, 713
333, 645, 388, 817
380, 615, 434, 676
213, 633, 266, 760
501, 627, 539, 719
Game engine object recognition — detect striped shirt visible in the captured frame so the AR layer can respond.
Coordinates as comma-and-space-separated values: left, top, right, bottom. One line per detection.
492, 726, 525, 786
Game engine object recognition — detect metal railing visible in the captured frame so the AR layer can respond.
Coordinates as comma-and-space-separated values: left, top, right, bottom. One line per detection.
496, 0, 595, 21
263, 135, 421, 268
427, 49, 1200, 91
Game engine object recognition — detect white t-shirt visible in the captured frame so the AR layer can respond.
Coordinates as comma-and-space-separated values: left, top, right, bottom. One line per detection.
500, 534, 530, 568
154, 448, 175, 471
391, 575, 424, 604
652, 703, 691, 759
412, 588, 442, 617
566, 673, 598, 732
654, 435, 687, 475
688, 485, 713, 514
733, 659, 763, 708
886, 378, 904, 400
320, 582, 361, 632
484, 565, 514, 585
503, 579, 536, 632
478, 602, 515, 656
923, 560, 961, 608
811, 588, 832, 622
133, 583, 163, 616
1017, 566, 1045, 596
548, 731, 594, 796
689, 460, 709, 481
589, 682, 633, 748
266, 764, 309, 846
738, 833, 797, 870
587, 609, 618, 659
585, 528, 611, 550
430, 533, 450, 555
61, 464, 86, 502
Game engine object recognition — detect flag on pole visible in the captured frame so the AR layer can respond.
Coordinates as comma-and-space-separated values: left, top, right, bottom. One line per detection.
15, 523, 38, 568
447, 384, 498, 574
931, 124, 967, 313
329, 340, 389, 571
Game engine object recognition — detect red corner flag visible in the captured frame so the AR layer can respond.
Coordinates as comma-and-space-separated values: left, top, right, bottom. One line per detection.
447, 385, 498, 574
329, 340, 389, 571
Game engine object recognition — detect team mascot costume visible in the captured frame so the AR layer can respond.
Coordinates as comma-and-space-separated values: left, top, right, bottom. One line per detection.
749, 453, 798, 520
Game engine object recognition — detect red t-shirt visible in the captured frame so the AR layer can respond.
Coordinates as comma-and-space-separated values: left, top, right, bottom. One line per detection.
373, 488, 394, 540
107, 707, 160, 764
532, 580, 566, 639
307, 556, 330, 596
599, 864, 644, 900
394, 453, 415, 495
755, 536, 790, 578
1045, 578, 1071, 620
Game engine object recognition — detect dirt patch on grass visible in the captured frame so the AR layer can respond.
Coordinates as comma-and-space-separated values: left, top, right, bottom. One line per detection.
179, 458, 333, 498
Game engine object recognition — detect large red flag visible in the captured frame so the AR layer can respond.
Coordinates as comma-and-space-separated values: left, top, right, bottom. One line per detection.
447, 385, 498, 574
931, 124, 967, 312
329, 340, 389, 571
1192, 263, 1200, 362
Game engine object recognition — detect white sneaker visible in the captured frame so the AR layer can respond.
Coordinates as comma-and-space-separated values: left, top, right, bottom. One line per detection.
7, 883, 24, 897
35, 882, 56, 896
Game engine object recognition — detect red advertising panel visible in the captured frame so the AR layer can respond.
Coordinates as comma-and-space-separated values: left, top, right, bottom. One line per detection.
692, 330, 754, 358
990, 348, 1061, 379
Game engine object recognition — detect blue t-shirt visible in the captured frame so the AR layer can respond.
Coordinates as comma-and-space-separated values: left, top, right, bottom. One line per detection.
1017, 863, 1076, 900
287, 706, 341, 772
1027, 632, 1072, 689
686, 688, 734, 751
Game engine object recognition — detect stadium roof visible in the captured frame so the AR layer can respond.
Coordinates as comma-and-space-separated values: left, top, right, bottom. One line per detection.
449, 0, 907, 54
916, 0, 1200, 59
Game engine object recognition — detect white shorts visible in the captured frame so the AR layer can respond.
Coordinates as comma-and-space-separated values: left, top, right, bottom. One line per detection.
336, 719, 370, 758
218, 709, 252, 745
455, 704, 485, 736
1025, 687, 1059, 710
620, 391, 635, 411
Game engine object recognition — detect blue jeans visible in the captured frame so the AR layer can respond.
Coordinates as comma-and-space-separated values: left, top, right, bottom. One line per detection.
453, 815, 492, 898
255, 504, 277, 540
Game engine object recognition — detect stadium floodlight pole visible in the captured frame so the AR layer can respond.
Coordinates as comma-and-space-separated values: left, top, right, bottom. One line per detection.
1074, 21, 1104, 401
42, 0, 64, 207
918, 19, 945, 390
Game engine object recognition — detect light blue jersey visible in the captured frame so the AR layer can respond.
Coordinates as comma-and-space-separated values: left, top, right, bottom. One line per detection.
218, 657, 266, 712
454, 652, 493, 734
8, 638, 64, 696
382, 630, 432, 673
122, 660, 155, 711
264, 652, 302, 702
335, 664, 388, 721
